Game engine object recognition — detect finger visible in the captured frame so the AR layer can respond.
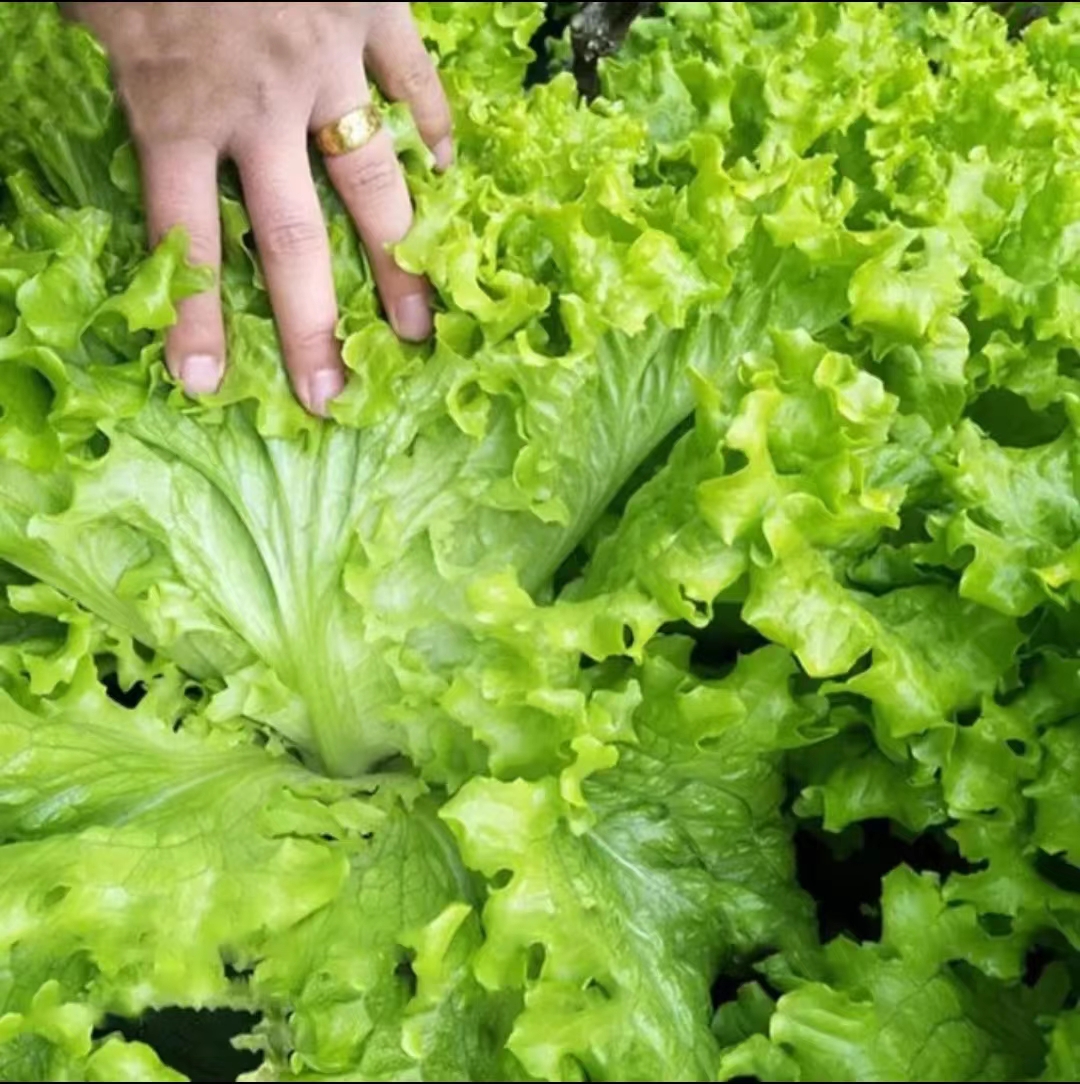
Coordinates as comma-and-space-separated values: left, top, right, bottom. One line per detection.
237, 137, 345, 416
141, 139, 224, 395
314, 87, 432, 342
365, 13, 452, 169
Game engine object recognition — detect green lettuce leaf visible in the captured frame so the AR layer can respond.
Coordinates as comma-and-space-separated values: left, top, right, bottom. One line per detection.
442, 641, 821, 1082
718, 868, 1051, 1083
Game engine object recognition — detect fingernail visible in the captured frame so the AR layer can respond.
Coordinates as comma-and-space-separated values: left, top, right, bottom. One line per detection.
433, 137, 453, 171
390, 294, 432, 341
180, 354, 222, 396
303, 368, 345, 417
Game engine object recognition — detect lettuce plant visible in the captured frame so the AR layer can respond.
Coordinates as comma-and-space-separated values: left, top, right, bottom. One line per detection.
1, 3, 1080, 1080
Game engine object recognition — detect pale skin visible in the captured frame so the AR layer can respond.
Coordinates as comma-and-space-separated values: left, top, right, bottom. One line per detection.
63, 2, 452, 415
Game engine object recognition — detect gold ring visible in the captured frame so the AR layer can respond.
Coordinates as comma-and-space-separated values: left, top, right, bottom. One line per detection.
314, 103, 382, 157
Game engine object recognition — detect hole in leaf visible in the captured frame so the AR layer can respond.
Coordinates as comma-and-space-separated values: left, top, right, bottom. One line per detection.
956, 706, 981, 728
902, 234, 927, 260
222, 959, 254, 984
725, 448, 750, 474
41, 884, 69, 909
978, 912, 1014, 937
491, 869, 513, 890
680, 587, 710, 622
526, 943, 546, 982
95, 1008, 260, 1083
86, 430, 111, 460
1006, 739, 1027, 756
101, 671, 147, 709
395, 956, 418, 999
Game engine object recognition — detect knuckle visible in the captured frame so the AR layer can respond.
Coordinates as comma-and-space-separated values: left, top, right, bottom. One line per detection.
258, 214, 325, 259
397, 59, 439, 100
177, 224, 218, 259
342, 152, 401, 200
285, 321, 339, 367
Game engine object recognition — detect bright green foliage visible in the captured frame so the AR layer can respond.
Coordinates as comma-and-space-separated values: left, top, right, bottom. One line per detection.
1, 2, 1080, 1080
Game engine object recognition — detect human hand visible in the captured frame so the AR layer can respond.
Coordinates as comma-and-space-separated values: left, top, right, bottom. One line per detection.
64, 2, 451, 415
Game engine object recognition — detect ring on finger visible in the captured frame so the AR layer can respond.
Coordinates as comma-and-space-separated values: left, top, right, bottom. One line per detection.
314, 103, 383, 157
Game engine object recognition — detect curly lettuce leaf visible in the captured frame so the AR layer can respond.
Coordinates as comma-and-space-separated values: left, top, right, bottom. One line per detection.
442, 641, 822, 1082
717, 868, 1051, 1083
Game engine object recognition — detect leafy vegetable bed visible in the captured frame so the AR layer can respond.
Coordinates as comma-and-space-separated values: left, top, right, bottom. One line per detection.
1, 2, 1080, 1080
